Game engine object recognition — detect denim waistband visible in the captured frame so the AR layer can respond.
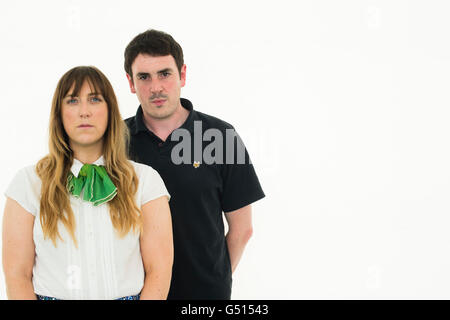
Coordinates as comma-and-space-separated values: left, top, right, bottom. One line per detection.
36, 293, 141, 300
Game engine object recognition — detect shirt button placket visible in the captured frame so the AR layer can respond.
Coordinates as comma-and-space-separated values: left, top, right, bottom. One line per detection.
85, 202, 98, 298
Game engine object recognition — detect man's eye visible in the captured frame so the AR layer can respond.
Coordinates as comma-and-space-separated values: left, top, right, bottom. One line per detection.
138, 74, 149, 80
161, 72, 170, 78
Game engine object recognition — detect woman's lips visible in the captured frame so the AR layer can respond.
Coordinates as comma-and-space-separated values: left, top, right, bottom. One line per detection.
78, 124, 93, 128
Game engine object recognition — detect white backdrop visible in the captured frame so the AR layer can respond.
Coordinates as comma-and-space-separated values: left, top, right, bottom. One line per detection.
1, 0, 450, 299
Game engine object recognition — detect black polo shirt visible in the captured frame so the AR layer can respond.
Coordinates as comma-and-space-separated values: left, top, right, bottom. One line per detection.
125, 98, 265, 299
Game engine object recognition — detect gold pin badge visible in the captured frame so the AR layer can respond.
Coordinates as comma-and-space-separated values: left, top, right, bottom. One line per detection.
193, 161, 200, 168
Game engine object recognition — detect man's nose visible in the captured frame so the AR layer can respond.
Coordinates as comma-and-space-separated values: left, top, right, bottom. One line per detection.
150, 78, 163, 93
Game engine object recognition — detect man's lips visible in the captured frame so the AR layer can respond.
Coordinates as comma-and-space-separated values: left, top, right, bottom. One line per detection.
152, 99, 166, 105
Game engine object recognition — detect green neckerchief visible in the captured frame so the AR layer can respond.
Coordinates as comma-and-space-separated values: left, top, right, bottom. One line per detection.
67, 163, 117, 206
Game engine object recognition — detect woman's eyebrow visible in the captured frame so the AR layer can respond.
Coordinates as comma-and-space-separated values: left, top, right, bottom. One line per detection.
64, 92, 101, 98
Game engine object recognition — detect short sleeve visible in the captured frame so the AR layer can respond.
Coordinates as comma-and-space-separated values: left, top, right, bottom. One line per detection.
140, 165, 171, 206
221, 131, 265, 213
4, 166, 40, 216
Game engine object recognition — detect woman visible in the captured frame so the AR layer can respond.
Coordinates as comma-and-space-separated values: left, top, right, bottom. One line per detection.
2, 66, 173, 300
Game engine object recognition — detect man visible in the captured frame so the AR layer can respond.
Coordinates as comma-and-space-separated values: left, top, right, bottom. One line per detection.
124, 29, 265, 299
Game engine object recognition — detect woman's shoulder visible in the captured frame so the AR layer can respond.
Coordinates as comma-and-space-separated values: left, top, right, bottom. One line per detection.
11, 164, 41, 185
128, 160, 159, 177
5, 164, 42, 216
127, 160, 167, 192
127, 160, 170, 203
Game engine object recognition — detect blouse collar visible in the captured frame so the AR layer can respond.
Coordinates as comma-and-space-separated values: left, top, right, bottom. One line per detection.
70, 155, 105, 177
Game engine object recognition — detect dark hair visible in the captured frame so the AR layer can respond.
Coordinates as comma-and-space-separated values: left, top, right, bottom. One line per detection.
124, 29, 184, 79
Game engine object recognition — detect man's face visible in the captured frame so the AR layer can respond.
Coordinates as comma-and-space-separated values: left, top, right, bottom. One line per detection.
127, 54, 186, 120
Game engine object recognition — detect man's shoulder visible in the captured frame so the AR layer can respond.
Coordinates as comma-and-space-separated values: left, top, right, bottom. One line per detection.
194, 110, 235, 131
124, 115, 139, 137
124, 115, 136, 128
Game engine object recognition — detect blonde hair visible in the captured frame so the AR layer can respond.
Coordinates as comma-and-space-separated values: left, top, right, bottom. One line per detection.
36, 66, 142, 247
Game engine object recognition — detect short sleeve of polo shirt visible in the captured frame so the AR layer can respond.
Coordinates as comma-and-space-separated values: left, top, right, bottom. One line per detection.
221, 130, 265, 213
4, 166, 40, 216
138, 164, 171, 206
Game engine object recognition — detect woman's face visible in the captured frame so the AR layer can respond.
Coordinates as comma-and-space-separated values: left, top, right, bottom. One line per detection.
61, 80, 109, 151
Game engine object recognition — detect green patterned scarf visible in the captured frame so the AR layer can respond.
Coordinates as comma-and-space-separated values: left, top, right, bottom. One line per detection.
67, 164, 117, 206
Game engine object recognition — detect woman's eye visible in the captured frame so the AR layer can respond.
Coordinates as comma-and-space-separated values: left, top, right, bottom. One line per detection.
90, 96, 102, 102
67, 98, 78, 104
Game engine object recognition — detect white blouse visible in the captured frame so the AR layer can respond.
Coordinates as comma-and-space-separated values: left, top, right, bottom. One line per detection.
4, 156, 170, 300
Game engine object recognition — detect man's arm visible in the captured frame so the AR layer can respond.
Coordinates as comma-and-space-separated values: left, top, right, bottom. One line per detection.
2, 198, 36, 300
139, 196, 174, 300
224, 204, 253, 274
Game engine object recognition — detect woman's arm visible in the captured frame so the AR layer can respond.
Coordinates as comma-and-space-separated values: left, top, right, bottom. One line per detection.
2, 198, 36, 300
139, 195, 173, 300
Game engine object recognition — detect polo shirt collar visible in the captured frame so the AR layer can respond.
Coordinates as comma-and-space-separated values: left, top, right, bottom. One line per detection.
70, 155, 105, 177
177, 98, 195, 133
132, 98, 195, 135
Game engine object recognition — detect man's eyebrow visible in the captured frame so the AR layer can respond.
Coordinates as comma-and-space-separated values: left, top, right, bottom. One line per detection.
136, 69, 173, 77
157, 68, 173, 74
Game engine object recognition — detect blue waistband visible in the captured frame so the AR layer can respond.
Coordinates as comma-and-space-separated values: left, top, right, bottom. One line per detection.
36, 293, 141, 300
